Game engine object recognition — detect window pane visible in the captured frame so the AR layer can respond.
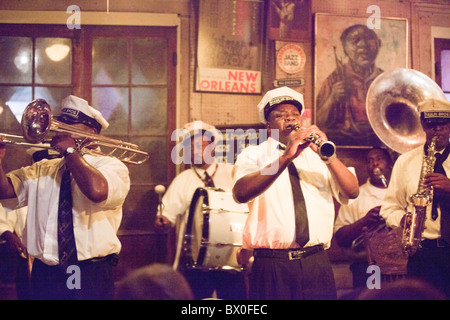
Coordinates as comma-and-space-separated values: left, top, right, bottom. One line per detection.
132, 38, 167, 85
441, 50, 450, 93
131, 87, 167, 134
35, 38, 72, 85
128, 136, 167, 184
92, 87, 129, 135
35, 87, 72, 112
0, 86, 31, 131
0, 37, 32, 84
92, 38, 128, 85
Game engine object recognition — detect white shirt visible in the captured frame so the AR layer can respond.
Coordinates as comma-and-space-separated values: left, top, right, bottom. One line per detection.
4, 155, 130, 265
160, 161, 239, 270
380, 145, 449, 240
159, 161, 236, 223
0, 204, 27, 237
334, 179, 387, 233
234, 137, 354, 250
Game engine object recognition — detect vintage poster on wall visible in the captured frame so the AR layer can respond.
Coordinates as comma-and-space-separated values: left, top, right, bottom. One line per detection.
268, 0, 311, 41
274, 41, 311, 125
274, 41, 307, 88
195, 0, 264, 94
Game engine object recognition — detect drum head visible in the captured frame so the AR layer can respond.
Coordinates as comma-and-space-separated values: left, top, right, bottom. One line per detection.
184, 188, 209, 268
183, 187, 248, 272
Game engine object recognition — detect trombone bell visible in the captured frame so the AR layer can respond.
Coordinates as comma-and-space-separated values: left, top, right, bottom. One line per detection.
21, 99, 52, 144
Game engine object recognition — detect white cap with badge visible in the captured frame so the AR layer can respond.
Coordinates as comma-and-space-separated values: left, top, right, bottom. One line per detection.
257, 87, 304, 124
54, 95, 109, 132
418, 98, 450, 124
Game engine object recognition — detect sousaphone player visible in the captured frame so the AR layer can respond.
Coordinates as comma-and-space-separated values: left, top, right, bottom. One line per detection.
380, 98, 450, 298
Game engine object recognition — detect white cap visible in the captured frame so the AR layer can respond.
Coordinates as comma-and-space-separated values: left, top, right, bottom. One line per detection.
257, 87, 304, 124
55, 95, 109, 132
418, 98, 450, 122
180, 120, 223, 144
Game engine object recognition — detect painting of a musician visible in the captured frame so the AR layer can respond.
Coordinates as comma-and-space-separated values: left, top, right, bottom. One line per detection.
314, 14, 408, 147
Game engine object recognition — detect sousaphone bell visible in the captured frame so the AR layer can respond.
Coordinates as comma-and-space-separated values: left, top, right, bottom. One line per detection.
366, 68, 447, 154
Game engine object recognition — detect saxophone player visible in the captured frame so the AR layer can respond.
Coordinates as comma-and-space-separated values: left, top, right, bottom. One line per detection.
380, 98, 450, 298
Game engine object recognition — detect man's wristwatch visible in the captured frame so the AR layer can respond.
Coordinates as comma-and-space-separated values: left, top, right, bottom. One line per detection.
63, 147, 76, 157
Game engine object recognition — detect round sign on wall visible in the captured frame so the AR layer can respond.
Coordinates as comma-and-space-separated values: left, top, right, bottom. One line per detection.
277, 43, 306, 74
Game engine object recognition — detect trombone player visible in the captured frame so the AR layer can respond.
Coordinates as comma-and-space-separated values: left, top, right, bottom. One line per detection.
0, 95, 130, 300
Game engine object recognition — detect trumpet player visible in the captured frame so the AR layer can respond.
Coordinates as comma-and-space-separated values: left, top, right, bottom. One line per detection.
380, 98, 450, 298
233, 86, 359, 300
0, 95, 130, 300
334, 147, 394, 287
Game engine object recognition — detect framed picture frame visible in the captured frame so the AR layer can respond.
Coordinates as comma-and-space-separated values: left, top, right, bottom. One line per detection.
314, 13, 408, 148
195, 0, 264, 94
268, 0, 312, 41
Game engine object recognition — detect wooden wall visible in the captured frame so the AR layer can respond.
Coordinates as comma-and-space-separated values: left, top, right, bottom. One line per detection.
0, 0, 449, 289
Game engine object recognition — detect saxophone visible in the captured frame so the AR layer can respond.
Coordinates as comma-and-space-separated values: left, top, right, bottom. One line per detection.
401, 136, 438, 256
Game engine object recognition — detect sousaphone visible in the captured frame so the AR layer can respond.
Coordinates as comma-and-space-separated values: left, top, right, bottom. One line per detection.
366, 68, 447, 154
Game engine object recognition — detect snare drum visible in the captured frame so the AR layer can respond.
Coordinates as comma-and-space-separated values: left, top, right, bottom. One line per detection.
183, 188, 249, 272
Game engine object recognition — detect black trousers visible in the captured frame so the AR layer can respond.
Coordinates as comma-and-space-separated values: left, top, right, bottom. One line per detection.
249, 247, 337, 300
407, 242, 450, 299
30, 256, 116, 300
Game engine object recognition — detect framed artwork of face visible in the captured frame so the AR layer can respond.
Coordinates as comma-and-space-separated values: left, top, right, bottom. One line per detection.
314, 13, 408, 148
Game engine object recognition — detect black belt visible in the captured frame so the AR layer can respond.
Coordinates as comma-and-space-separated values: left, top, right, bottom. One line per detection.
34, 253, 119, 268
421, 239, 449, 248
254, 245, 324, 261
79, 253, 119, 266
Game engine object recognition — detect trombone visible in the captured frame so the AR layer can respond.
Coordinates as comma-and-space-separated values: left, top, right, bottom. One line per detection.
0, 99, 149, 165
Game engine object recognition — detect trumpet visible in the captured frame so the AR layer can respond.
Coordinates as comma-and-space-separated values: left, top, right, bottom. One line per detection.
351, 220, 386, 251
286, 124, 336, 160
0, 99, 149, 165
373, 168, 388, 188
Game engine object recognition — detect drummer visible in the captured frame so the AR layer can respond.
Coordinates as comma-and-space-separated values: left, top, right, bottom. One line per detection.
154, 120, 247, 300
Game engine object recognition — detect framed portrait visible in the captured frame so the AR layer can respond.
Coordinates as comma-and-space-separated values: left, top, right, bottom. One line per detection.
195, 0, 264, 94
314, 13, 408, 148
268, 0, 312, 41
